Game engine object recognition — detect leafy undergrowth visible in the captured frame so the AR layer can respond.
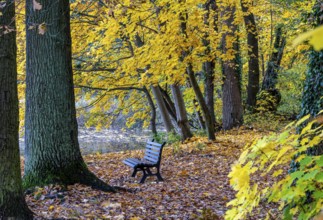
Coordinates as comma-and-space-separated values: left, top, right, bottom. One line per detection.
23, 128, 282, 219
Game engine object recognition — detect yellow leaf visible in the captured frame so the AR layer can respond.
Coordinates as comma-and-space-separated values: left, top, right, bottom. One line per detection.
48, 205, 55, 212
293, 25, 323, 51
273, 169, 283, 177
38, 23, 46, 35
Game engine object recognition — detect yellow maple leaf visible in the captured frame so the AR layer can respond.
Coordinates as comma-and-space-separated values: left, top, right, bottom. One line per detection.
293, 25, 323, 51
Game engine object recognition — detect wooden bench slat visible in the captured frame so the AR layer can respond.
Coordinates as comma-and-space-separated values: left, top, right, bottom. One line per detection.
145, 149, 160, 156
125, 158, 141, 164
146, 141, 163, 147
123, 160, 137, 168
144, 156, 159, 164
144, 153, 159, 161
145, 145, 161, 151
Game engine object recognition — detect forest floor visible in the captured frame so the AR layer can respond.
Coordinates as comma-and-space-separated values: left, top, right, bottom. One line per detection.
24, 127, 285, 219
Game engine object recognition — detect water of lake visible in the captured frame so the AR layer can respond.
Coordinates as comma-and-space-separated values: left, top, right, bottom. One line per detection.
19, 128, 152, 155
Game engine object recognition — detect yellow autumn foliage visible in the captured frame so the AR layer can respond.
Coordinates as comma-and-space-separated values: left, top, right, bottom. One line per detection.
226, 112, 323, 220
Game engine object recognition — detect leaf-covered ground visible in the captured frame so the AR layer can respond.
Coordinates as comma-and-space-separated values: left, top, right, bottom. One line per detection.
24, 128, 281, 219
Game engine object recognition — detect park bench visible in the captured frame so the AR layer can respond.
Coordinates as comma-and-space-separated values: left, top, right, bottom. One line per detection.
123, 140, 166, 183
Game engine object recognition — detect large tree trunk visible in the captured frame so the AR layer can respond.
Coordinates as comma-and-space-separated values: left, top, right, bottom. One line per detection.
241, 0, 260, 108
187, 65, 215, 140
24, 0, 114, 192
151, 85, 174, 132
170, 84, 193, 140
222, 3, 243, 130
0, 1, 33, 218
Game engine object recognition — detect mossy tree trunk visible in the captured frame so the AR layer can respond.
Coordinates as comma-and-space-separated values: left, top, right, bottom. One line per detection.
24, 0, 114, 192
300, 0, 323, 155
0, 1, 33, 218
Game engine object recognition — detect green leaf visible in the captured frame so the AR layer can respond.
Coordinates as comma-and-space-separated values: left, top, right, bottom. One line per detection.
315, 172, 323, 183
313, 191, 323, 199
302, 170, 319, 180
299, 156, 312, 168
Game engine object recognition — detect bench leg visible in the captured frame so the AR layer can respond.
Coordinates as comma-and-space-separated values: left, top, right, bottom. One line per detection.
131, 168, 138, 177
156, 172, 164, 182
140, 169, 148, 184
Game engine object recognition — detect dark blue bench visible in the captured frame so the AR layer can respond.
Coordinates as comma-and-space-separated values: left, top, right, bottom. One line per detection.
123, 141, 166, 183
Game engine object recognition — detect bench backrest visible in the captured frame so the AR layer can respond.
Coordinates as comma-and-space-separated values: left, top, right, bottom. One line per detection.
144, 141, 166, 165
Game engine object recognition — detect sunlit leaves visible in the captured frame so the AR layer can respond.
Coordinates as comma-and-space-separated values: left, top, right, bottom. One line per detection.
294, 25, 323, 51
226, 114, 323, 220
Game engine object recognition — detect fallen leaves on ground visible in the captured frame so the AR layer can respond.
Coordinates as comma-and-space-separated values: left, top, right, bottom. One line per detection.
24, 128, 282, 219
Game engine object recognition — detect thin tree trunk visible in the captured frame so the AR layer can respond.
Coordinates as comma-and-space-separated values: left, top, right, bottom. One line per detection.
0, 1, 33, 218
151, 85, 174, 132
187, 65, 215, 140
159, 86, 177, 122
180, 7, 215, 140
221, 3, 243, 130
186, 81, 206, 130
203, 0, 218, 126
24, 0, 115, 192
143, 86, 157, 135
194, 100, 206, 130
170, 84, 193, 140
241, 0, 260, 108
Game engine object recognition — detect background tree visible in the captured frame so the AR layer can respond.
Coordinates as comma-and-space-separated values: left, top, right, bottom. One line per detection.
171, 84, 193, 140
221, 1, 243, 130
24, 0, 114, 191
262, 25, 286, 91
241, 0, 260, 109
0, 0, 33, 218
203, 0, 219, 126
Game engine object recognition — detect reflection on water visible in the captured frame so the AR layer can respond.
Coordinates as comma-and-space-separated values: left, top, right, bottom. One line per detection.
19, 128, 152, 155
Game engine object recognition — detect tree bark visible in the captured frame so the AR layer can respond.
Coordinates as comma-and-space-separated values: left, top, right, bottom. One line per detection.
24, 0, 114, 192
241, 0, 260, 108
221, 3, 243, 130
170, 84, 193, 140
0, 1, 33, 218
187, 65, 215, 140
151, 85, 174, 132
